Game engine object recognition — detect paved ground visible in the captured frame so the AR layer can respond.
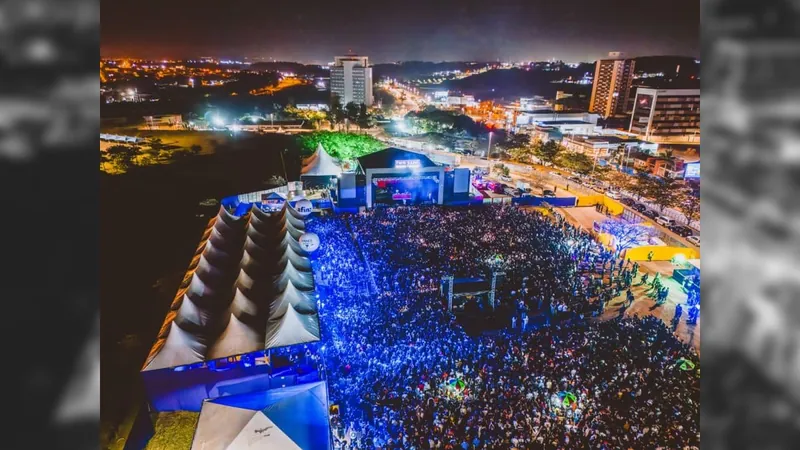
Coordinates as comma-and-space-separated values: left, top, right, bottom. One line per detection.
597, 261, 701, 354
557, 206, 610, 231
554, 207, 701, 353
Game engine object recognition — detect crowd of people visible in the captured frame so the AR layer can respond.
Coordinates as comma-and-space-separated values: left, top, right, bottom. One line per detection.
307, 204, 700, 449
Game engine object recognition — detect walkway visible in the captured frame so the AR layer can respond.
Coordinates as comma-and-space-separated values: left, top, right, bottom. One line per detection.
597, 260, 701, 354
555, 207, 701, 353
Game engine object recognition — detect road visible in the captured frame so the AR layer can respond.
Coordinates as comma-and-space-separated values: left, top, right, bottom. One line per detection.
377, 84, 700, 236
403, 146, 700, 248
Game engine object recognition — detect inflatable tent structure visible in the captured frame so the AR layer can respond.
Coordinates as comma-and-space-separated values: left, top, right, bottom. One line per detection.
191, 381, 332, 450
140, 201, 323, 411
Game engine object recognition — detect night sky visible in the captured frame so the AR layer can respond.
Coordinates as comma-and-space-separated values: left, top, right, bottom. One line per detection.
101, 0, 699, 63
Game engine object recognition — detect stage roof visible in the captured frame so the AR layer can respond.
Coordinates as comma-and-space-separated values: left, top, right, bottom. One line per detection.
357, 147, 439, 171
142, 202, 321, 372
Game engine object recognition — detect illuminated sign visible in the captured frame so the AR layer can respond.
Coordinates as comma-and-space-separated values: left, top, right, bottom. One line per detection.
684, 162, 700, 179
395, 159, 421, 168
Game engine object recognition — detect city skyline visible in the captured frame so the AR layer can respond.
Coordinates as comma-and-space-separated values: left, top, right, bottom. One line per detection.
101, 0, 699, 63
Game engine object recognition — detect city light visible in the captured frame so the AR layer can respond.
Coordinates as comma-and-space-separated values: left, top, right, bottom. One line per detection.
212, 115, 225, 127
672, 253, 688, 265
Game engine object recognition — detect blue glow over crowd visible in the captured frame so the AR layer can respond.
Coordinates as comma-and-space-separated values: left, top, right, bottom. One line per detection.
307, 205, 699, 449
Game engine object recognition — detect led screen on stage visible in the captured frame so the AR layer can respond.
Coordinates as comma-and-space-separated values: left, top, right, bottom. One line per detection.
684, 162, 700, 179
454, 168, 470, 193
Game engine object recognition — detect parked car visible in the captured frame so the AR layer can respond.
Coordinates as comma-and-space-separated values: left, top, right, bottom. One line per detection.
669, 225, 694, 237
687, 235, 700, 246
542, 189, 556, 197
655, 215, 677, 227
568, 176, 582, 184
620, 197, 636, 206
632, 203, 648, 213
642, 209, 659, 219
493, 184, 507, 194
499, 174, 512, 182
503, 187, 517, 196
604, 190, 621, 199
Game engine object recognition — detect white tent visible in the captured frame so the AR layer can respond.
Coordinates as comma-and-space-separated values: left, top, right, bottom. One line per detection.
301, 143, 324, 165
143, 198, 323, 372
191, 382, 331, 450
269, 281, 317, 320
207, 314, 265, 360
144, 322, 207, 371
265, 303, 320, 349
301, 144, 341, 177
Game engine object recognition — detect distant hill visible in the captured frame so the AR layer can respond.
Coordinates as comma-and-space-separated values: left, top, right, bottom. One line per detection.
249, 62, 328, 77
633, 55, 700, 78
373, 61, 490, 80
437, 66, 593, 101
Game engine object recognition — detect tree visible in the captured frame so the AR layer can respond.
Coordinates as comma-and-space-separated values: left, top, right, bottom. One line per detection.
680, 192, 700, 225
602, 171, 634, 192
650, 177, 682, 212
344, 102, 359, 132
106, 145, 138, 172
558, 151, 594, 175
628, 171, 656, 200
534, 140, 563, 166
498, 133, 530, 152
508, 146, 536, 164
493, 163, 510, 177
356, 103, 374, 131
100, 152, 111, 172
148, 137, 166, 152
595, 220, 655, 256
328, 95, 344, 130
189, 145, 202, 155
297, 131, 384, 161
284, 106, 326, 129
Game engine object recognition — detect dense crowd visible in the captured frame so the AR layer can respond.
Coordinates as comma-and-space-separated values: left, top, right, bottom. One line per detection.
307, 205, 699, 449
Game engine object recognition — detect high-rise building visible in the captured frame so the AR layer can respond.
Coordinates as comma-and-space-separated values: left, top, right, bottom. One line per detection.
330, 55, 373, 106
589, 53, 636, 118
629, 88, 700, 142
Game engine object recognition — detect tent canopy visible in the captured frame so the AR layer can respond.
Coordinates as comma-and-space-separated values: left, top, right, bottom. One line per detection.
191, 381, 331, 450
143, 201, 321, 372
301, 144, 342, 177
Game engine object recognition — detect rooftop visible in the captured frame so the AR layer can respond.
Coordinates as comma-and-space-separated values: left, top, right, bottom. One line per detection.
357, 147, 439, 170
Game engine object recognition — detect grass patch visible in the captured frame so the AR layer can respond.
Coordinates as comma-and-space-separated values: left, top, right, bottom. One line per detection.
145, 411, 200, 450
